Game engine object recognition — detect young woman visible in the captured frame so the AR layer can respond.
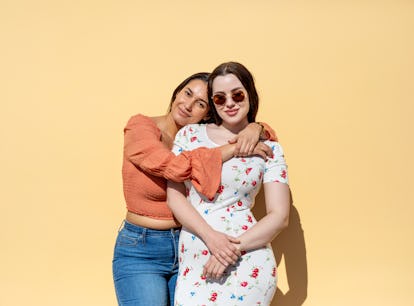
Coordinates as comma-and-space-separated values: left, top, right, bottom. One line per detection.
167, 63, 291, 305
112, 72, 276, 306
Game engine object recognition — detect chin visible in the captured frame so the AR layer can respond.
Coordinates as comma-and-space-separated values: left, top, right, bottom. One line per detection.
222, 115, 245, 124
174, 114, 197, 127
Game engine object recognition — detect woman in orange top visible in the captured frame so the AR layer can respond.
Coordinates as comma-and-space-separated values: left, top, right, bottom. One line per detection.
112, 72, 274, 306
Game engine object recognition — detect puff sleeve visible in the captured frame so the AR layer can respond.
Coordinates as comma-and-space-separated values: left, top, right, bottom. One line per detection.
124, 114, 222, 199
263, 141, 289, 184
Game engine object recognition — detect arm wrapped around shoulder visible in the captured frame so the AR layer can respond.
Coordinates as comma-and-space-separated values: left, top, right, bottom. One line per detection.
185, 147, 222, 200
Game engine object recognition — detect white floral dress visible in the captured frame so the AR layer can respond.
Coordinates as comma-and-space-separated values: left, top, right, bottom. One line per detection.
172, 124, 289, 306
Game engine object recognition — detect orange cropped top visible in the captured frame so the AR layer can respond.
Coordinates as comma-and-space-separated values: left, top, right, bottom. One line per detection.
122, 114, 223, 220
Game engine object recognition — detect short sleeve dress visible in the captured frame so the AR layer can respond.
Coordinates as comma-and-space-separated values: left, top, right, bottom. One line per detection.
172, 124, 289, 306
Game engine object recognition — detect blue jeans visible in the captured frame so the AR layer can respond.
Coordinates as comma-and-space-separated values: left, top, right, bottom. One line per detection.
112, 220, 180, 306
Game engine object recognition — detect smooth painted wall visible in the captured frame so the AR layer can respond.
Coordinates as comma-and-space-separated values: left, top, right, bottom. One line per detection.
1, 1, 413, 305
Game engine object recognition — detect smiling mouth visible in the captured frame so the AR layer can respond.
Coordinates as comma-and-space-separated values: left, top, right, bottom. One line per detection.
178, 107, 191, 117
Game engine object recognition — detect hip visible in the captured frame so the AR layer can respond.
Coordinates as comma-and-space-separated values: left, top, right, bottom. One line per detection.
113, 220, 180, 262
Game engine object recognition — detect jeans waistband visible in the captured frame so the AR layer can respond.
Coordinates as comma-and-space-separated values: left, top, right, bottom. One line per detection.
122, 220, 181, 236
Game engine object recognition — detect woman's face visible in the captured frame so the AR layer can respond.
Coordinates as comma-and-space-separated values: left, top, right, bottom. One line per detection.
211, 73, 250, 127
170, 79, 209, 127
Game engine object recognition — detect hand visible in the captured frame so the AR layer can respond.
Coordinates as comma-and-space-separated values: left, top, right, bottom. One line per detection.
202, 229, 241, 266
228, 122, 261, 156
251, 142, 274, 160
203, 254, 228, 280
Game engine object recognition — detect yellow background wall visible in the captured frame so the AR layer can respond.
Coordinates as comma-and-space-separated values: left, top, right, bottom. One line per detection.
1, 1, 413, 305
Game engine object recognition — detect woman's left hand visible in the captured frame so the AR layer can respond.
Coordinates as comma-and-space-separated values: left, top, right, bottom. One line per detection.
228, 122, 262, 156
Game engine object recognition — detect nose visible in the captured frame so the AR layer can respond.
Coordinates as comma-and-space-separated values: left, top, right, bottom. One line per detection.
224, 95, 236, 108
184, 100, 194, 111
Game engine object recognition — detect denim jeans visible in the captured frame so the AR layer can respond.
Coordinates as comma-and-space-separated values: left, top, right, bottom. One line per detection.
112, 220, 180, 306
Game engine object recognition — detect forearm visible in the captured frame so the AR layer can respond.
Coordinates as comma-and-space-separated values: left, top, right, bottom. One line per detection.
167, 182, 214, 240
238, 212, 289, 251
167, 181, 241, 265
219, 143, 236, 162
237, 181, 291, 251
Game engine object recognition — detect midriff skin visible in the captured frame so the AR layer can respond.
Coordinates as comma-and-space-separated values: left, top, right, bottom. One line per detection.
126, 211, 181, 230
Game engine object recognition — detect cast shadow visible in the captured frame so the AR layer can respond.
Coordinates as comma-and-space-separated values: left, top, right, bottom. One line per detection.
252, 189, 308, 306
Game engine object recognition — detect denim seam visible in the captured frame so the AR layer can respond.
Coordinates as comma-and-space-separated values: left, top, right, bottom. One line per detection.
171, 229, 178, 270
142, 228, 146, 245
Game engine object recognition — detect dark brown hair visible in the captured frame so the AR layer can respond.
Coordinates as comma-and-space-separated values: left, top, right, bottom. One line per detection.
207, 62, 259, 124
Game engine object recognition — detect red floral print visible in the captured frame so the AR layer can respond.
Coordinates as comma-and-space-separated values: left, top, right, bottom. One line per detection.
172, 124, 285, 305
251, 267, 259, 278
209, 292, 218, 301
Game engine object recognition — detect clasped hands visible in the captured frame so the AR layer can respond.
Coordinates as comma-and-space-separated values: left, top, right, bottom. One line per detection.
203, 229, 242, 280
228, 122, 273, 159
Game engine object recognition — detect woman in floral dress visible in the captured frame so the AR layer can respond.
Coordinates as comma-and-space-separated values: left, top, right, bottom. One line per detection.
167, 62, 291, 306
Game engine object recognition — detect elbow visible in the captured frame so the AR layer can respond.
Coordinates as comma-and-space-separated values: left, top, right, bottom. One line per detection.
283, 217, 289, 229
280, 213, 289, 230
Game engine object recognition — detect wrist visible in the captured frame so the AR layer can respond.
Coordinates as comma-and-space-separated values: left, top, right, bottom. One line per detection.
200, 227, 215, 243
220, 143, 236, 161
256, 122, 270, 140
235, 241, 246, 255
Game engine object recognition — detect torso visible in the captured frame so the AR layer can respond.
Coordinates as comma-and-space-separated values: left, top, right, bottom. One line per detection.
123, 114, 181, 230
126, 211, 180, 230
173, 124, 282, 305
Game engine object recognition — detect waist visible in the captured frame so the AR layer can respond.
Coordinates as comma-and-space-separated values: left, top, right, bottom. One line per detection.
122, 219, 181, 236
126, 211, 181, 230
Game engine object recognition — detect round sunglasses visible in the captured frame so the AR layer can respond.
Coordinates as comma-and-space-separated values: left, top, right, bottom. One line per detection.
212, 90, 246, 106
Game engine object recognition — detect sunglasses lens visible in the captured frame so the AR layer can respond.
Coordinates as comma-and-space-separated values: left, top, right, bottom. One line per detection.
213, 95, 226, 105
232, 91, 245, 102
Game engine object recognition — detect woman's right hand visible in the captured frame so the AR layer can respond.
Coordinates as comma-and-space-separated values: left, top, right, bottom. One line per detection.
249, 141, 273, 160
202, 229, 241, 266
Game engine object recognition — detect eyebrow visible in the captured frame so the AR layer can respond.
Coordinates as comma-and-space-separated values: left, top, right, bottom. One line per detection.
197, 98, 208, 104
186, 87, 208, 104
213, 87, 244, 95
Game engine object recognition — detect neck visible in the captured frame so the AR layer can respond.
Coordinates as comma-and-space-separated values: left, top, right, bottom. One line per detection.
220, 119, 249, 135
159, 113, 180, 137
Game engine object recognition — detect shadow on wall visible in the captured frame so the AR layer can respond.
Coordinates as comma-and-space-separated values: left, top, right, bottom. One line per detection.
253, 189, 308, 306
